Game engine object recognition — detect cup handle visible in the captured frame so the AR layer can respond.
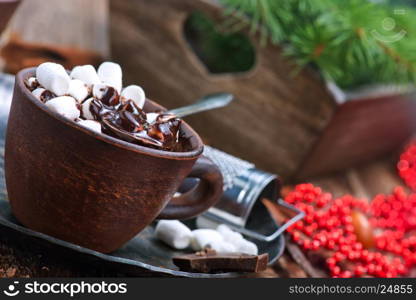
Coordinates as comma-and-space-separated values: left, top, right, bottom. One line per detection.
157, 156, 223, 220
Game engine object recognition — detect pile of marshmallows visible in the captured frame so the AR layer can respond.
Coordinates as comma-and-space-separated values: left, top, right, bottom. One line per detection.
27, 61, 148, 133
155, 220, 258, 255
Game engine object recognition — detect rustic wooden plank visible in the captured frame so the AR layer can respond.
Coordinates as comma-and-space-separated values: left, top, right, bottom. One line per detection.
0, 0, 109, 73
109, 0, 336, 179
308, 173, 352, 198
0, 241, 121, 277
272, 252, 308, 278
0, 0, 20, 35
348, 156, 404, 198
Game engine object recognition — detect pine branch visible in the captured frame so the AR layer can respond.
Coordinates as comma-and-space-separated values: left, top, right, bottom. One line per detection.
219, 0, 416, 89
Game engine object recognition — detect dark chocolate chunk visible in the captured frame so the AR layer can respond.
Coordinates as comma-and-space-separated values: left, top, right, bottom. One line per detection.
40, 90, 56, 103
173, 250, 269, 273
98, 86, 120, 106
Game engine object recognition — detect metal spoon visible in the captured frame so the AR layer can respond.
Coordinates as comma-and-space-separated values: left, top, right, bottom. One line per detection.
167, 92, 234, 118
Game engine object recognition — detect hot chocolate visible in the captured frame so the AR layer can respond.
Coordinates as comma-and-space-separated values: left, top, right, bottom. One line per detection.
25, 62, 188, 152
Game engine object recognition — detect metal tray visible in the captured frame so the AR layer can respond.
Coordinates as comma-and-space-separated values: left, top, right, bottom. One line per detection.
0, 198, 284, 277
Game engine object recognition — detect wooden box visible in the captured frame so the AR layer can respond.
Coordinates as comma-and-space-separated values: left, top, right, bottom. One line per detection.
0, 0, 20, 35
0, 0, 109, 73
109, 0, 336, 179
298, 86, 416, 178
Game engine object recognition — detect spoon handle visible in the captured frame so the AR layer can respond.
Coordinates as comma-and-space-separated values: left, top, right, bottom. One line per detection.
167, 93, 234, 118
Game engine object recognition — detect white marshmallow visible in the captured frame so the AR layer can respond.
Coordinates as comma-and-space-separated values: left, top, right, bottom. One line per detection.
235, 239, 258, 255
155, 220, 192, 250
70, 65, 100, 88
76, 120, 101, 133
146, 113, 159, 124
92, 83, 110, 100
81, 98, 95, 120
27, 77, 39, 89
190, 229, 223, 251
45, 96, 80, 120
121, 85, 145, 108
217, 224, 244, 244
36, 62, 71, 96
206, 240, 237, 253
97, 62, 122, 92
216, 224, 258, 255
32, 88, 46, 100
67, 79, 89, 103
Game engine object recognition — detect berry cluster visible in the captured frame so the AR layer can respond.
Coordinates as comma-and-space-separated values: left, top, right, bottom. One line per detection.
371, 187, 416, 269
398, 141, 416, 191
285, 184, 412, 277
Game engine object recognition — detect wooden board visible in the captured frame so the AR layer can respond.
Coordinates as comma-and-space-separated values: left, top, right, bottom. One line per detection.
0, 0, 20, 36
298, 93, 416, 179
0, 0, 109, 73
109, 0, 336, 179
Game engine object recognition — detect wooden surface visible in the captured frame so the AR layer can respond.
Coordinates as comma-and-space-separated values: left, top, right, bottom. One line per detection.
298, 92, 416, 179
0, 0, 109, 73
0, 0, 20, 35
109, 0, 336, 179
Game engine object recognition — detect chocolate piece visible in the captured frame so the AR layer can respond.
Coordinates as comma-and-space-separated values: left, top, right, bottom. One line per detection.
173, 249, 269, 273
99, 85, 120, 106
40, 90, 56, 103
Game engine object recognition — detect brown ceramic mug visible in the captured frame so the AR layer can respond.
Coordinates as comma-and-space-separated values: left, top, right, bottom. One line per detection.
5, 68, 223, 253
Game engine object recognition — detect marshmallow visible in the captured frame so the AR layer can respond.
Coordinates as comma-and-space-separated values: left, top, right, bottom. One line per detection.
32, 88, 46, 100
217, 224, 258, 255
76, 120, 101, 133
155, 220, 193, 250
92, 83, 120, 106
45, 96, 80, 120
206, 240, 237, 253
97, 62, 122, 92
67, 79, 89, 103
32, 88, 56, 102
190, 229, 223, 251
70, 65, 101, 88
92, 83, 109, 99
146, 113, 159, 124
121, 85, 145, 108
81, 98, 95, 120
26, 77, 39, 89
36, 62, 71, 96
217, 224, 244, 244
235, 239, 258, 255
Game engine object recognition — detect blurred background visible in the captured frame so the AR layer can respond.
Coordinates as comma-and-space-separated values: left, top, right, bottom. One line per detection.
1, 0, 416, 183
